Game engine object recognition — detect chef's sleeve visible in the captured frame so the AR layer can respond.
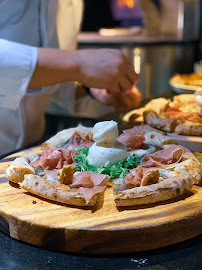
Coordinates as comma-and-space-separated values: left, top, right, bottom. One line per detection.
0, 39, 38, 110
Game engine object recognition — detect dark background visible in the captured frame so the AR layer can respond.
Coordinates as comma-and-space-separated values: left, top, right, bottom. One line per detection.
81, 0, 202, 38
82, 0, 160, 31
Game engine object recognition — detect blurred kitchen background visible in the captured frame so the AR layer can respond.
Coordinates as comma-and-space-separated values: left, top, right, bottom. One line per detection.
78, 0, 202, 100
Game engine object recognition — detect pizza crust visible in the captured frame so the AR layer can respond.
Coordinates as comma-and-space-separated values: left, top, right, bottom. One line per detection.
144, 131, 177, 148
162, 146, 202, 185
113, 172, 192, 206
113, 143, 201, 206
41, 125, 92, 151
123, 98, 170, 124
21, 174, 98, 207
173, 94, 196, 104
6, 152, 38, 183
175, 121, 202, 136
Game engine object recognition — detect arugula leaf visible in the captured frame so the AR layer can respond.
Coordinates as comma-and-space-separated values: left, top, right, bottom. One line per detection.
74, 147, 142, 181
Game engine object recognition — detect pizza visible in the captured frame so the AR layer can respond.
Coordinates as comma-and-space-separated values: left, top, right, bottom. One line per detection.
125, 94, 202, 136
6, 121, 202, 208
170, 71, 202, 88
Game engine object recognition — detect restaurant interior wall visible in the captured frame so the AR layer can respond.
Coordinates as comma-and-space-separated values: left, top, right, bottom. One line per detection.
79, 0, 201, 100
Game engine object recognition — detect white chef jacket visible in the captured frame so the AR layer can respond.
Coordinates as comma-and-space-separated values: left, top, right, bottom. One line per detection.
0, 0, 114, 156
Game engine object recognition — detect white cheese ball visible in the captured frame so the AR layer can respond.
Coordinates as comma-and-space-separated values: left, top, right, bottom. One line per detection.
87, 141, 127, 167
92, 120, 118, 144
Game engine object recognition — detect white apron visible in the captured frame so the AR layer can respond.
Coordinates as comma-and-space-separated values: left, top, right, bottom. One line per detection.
0, 0, 83, 155
0, 0, 114, 156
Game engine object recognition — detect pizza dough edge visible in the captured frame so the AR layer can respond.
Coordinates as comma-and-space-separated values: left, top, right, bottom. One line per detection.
6, 151, 38, 183
21, 174, 98, 207
113, 173, 192, 206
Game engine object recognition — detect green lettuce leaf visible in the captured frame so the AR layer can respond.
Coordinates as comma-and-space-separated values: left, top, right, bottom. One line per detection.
74, 147, 142, 181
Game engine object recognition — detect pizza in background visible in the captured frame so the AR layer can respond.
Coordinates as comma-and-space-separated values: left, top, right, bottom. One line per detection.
125, 94, 202, 136
170, 71, 202, 88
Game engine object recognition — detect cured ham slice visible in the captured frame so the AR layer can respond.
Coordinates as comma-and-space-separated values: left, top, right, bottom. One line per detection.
123, 166, 143, 189
70, 174, 94, 188
117, 126, 144, 150
123, 146, 184, 189
44, 169, 58, 184
140, 146, 183, 168
166, 110, 202, 124
70, 171, 109, 203
39, 147, 76, 170
67, 131, 93, 148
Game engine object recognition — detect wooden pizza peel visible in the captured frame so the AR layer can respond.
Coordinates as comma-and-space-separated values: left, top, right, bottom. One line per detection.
0, 147, 202, 254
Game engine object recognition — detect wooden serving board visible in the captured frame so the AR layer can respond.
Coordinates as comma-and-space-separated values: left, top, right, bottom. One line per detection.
0, 147, 202, 254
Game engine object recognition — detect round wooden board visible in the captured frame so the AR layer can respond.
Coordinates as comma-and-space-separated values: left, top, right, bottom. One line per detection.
0, 147, 202, 254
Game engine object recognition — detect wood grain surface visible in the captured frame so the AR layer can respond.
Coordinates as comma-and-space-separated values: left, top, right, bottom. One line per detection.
0, 147, 202, 254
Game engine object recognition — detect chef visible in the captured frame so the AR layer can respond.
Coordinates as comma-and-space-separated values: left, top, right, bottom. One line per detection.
0, 0, 140, 156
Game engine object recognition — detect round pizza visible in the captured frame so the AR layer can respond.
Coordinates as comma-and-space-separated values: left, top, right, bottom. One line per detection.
6, 121, 202, 208
170, 71, 202, 89
124, 94, 202, 136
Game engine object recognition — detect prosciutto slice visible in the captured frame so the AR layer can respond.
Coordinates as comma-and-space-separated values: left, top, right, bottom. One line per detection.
70, 171, 109, 204
70, 174, 94, 188
117, 126, 144, 151
166, 110, 202, 124
39, 147, 76, 170
123, 166, 144, 189
140, 146, 183, 168
67, 131, 93, 148
44, 169, 59, 183
123, 146, 184, 189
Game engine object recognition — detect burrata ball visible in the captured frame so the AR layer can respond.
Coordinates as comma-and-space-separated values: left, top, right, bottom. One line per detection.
87, 141, 127, 167
92, 120, 118, 144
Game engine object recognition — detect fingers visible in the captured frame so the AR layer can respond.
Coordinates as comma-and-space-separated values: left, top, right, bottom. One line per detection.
122, 54, 139, 85
118, 75, 133, 92
117, 67, 139, 93
131, 86, 142, 107
112, 86, 142, 110
89, 88, 114, 105
107, 53, 139, 94
126, 67, 139, 85
107, 83, 120, 95
108, 73, 137, 95
90, 86, 141, 111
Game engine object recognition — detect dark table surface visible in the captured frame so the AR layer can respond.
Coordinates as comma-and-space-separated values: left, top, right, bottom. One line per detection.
1, 109, 202, 270
0, 230, 201, 270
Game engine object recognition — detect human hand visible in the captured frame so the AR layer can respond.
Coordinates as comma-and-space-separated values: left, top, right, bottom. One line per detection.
76, 49, 138, 95
89, 85, 142, 111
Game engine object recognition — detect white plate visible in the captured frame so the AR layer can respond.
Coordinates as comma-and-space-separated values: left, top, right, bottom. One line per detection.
169, 80, 202, 94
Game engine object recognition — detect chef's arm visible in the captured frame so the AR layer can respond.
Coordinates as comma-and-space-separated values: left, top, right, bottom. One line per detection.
28, 48, 138, 95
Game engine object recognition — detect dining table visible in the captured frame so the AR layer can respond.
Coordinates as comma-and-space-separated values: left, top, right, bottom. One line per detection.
0, 110, 201, 270
0, 230, 201, 270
